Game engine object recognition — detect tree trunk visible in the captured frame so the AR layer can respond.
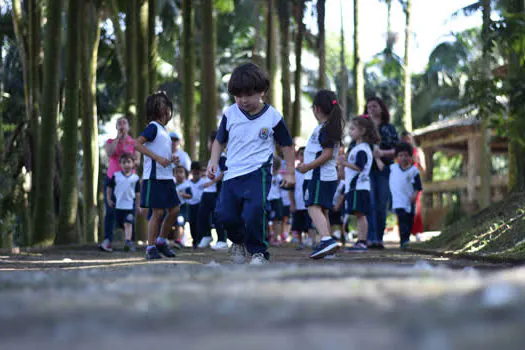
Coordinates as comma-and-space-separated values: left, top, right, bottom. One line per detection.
81, 1, 101, 243
353, 0, 365, 115
251, 1, 265, 67
277, 0, 292, 126
386, 0, 392, 47
292, 0, 306, 138
57, 0, 82, 244
317, 0, 326, 89
266, 0, 278, 106
507, 0, 525, 192
339, 0, 348, 120
28, 0, 41, 194
11, 0, 29, 123
148, 0, 157, 91
182, 0, 196, 159
125, 0, 138, 131
478, 0, 492, 209
108, 0, 127, 82
402, 0, 412, 131
136, 0, 150, 133
200, 0, 217, 161
31, 0, 64, 246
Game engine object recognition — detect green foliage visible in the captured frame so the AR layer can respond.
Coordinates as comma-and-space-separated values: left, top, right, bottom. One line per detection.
432, 151, 463, 181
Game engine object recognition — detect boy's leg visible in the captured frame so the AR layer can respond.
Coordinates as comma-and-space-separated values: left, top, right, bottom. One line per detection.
242, 168, 271, 257
124, 222, 133, 241
148, 209, 164, 245
189, 204, 200, 247
308, 206, 330, 238
159, 206, 180, 239
395, 209, 411, 246
215, 179, 244, 245
198, 192, 214, 239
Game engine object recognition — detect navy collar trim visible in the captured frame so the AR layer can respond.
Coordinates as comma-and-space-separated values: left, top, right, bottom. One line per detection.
239, 104, 270, 120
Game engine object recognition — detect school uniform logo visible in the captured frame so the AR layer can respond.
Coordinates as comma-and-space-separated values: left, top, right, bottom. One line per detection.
259, 128, 270, 140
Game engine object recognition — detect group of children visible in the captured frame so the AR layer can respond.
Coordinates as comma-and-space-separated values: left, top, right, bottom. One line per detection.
107, 62, 422, 263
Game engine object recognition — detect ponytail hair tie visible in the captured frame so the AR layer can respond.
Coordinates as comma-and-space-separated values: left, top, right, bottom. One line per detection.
361, 114, 370, 119
332, 100, 337, 105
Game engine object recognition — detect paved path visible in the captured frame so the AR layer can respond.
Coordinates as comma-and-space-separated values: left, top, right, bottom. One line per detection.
1, 244, 524, 350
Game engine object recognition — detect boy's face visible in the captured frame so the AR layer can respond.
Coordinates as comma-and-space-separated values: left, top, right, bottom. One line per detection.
191, 169, 201, 180
234, 92, 264, 114
175, 168, 186, 182
397, 151, 412, 168
296, 150, 304, 163
120, 158, 134, 173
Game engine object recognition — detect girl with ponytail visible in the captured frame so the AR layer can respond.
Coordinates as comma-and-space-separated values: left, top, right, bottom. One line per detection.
297, 89, 344, 259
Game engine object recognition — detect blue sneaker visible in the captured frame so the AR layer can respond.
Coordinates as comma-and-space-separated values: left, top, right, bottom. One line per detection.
156, 241, 176, 258
345, 241, 368, 252
310, 238, 339, 259
145, 246, 162, 260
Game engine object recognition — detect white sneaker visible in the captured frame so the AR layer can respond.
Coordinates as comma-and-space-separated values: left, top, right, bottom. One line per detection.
415, 233, 422, 242
211, 241, 229, 250
99, 239, 113, 252
197, 236, 213, 248
231, 243, 247, 264
250, 253, 268, 265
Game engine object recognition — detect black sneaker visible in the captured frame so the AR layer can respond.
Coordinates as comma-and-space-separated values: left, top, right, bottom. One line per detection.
156, 241, 176, 257
368, 242, 385, 250
145, 246, 162, 260
310, 238, 339, 259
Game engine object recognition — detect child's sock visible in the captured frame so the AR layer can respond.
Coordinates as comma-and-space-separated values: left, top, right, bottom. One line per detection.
156, 237, 166, 245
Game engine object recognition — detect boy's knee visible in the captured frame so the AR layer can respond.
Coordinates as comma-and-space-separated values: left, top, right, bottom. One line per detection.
167, 206, 180, 216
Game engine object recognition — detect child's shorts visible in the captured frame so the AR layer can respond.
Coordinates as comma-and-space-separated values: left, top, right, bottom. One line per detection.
140, 179, 180, 209
291, 210, 311, 233
282, 205, 290, 218
303, 180, 338, 210
328, 209, 343, 226
345, 190, 371, 215
268, 199, 284, 221
116, 209, 135, 228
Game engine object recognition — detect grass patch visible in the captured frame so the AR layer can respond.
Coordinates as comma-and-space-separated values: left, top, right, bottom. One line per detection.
415, 192, 525, 261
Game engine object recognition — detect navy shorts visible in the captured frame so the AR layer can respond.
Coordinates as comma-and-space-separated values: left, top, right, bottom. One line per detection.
282, 205, 290, 218
140, 179, 180, 209
268, 199, 284, 221
291, 210, 311, 233
116, 209, 135, 228
304, 180, 338, 210
345, 190, 371, 215
329, 209, 343, 226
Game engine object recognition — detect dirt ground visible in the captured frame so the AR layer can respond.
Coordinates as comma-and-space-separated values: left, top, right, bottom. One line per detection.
1, 240, 525, 350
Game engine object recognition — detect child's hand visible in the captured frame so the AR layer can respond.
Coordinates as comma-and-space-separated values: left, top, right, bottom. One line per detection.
156, 156, 171, 167
108, 199, 115, 208
281, 173, 295, 188
203, 181, 214, 188
207, 164, 217, 179
296, 163, 309, 174
337, 155, 348, 167
172, 155, 180, 166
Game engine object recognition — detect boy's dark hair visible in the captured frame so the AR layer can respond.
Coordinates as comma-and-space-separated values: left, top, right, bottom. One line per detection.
297, 146, 305, 153
209, 130, 217, 143
174, 165, 189, 177
145, 91, 173, 122
228, 63, 270, 96
190, 161, 202, 171
351, 116, 381, 145
364, 97, 390, 124
395, 142, 413, 156
119, 152, 134, 163
313, 90, 344, 147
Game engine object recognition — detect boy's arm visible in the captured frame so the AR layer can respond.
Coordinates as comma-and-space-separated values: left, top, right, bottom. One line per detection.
135, 136, 171, 167
106, 187, 115, 208
280, 146, 296, 187
207, 140, 226, 179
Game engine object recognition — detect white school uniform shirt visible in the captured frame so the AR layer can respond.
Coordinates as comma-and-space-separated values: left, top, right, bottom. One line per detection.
173, 149, 192, 172
304, 123, 338, 181
344, 142, 373, 193
187, 178, 206, 205
216, 103, 293, 181
175, 179, 192, 205
267, 173, 283, 201
294, 170, 306, 211
140, 121, 173, 180
203, 153, 227, 193
389, 163, 422, 214
109, 171, 140, 210
332, 180, 345, 207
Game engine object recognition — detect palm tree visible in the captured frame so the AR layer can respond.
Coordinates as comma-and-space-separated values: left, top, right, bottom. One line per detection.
317, 0, 326, 89
81, 0, 101, 243
57, 0, 82, 244
200, 0, 217, 161
339, 0, 348, 120
353, 0, 365, 114
182, 0, 196, 159
32, 0, 64, 246
277, 0, 292, 124
125, 0, 138, 129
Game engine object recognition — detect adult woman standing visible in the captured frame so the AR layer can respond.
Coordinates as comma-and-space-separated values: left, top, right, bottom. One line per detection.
100, 116, 141, 252
365, 97, 399, 249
